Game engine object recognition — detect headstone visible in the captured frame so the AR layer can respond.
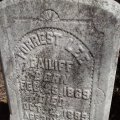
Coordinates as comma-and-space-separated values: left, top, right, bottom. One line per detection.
0, 0, 120, 120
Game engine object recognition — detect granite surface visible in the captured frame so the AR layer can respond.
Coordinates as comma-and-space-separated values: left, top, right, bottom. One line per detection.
0, 0, 120, 120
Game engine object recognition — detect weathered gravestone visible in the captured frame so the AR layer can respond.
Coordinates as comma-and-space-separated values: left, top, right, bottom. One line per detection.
0, 0, 120, 120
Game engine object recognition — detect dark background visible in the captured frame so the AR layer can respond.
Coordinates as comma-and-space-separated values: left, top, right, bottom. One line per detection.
0, 0, 120, 120
109, 1, 120, 120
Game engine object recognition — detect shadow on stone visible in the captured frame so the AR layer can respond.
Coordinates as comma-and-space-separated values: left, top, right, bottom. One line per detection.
109, 52, 120, 120
0, 102, 10, 120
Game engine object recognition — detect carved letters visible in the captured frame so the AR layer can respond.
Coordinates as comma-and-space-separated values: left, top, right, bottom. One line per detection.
30, 58, 73, 72
15, 28, 94, 120
17, 31, 62, 59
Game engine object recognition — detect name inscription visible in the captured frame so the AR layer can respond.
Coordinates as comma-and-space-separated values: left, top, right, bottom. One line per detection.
17, 31, 62, 59
30, 58, 73, 72
16, 28, 91, 65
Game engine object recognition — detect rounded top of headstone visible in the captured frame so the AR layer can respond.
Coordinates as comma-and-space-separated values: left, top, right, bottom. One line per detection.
0, 0, 120, 19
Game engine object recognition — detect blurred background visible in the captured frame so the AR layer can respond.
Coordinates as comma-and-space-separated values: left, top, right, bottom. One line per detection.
0, 0, 120, 120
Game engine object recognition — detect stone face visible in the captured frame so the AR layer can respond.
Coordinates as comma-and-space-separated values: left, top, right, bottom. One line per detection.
0, 0, 120, 120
